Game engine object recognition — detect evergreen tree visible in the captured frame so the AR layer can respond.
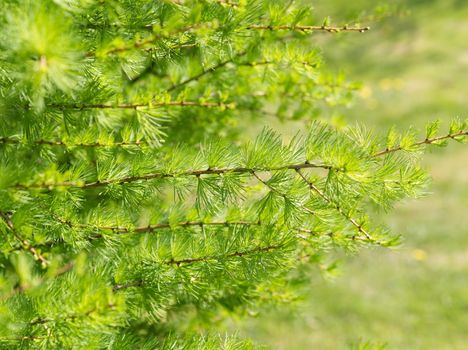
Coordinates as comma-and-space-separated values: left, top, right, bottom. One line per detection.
0, 0, 466, 348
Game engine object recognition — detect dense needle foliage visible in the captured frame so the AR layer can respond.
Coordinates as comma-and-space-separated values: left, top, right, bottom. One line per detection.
0, 0, 467, 348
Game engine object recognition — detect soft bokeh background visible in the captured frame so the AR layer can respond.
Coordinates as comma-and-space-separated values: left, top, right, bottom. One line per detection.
239, 1, 468, 348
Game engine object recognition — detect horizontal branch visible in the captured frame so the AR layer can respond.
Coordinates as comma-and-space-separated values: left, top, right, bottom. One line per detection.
47, 100, 233, 111
56, 214, 378, 246
9, 129, 468, 191
58, 217, 261, 238
86, 24, 204, 57
0, 335, 46, 341
247, 24, 370, 33
374, 129, 468, 156
113, 242, 285, 291
5, 123, 464, 156
0, 137, 146, 148
14, 161, 331, 190
85, 23, 368, 58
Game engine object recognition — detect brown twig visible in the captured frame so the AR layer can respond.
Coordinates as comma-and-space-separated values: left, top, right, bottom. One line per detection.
14, 161, 331, 190
0, 137, 146, 148
374, 130, 468, 157
57, 217, 261, 238
247, 24, 370, 33
84, 22, 368, 58
47, 100, 233, 111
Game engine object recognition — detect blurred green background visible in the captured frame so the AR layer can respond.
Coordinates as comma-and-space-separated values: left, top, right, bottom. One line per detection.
238, 0, 468, 348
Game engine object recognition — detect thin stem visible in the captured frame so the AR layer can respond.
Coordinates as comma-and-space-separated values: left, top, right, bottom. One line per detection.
47, 100, 232, 111
113, 242, 285, 291
251, 171, 317, 217
0, 212, 49, 266
28, 302, 115, 328
166, 51, 248, 92
84, 23, 368, 58
295, 227, 334, 240
14, 161, 331, 190
0, 335, 46, 341
166, 57, 313, 92
374, 130, 468, 156
247, 24, 370, 33
0, 262, 74, 301
58, 218, 261, 238
5, 127, 464, 154
295, 169, 372, 241
86, 24, 204, 57
0, 137, 146, 148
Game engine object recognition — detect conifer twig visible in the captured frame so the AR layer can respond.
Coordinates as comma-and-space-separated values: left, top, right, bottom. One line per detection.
0, 137, 146, 148
166, 51, 248, 92
294, 169, 372, 240
5, 127, 465, 153
247, 24, 370, 33
33, 302, 116, 325
14, 161, 331, 190
86, 24, 206, 57
113, 242, 286, 291
47, 100, 233, 111
55, 215, 375, 245
166, 56, 314, 92
57, 217, 261, 238
0, 335, 46, 341
0, 212, 49, 266
251, 171, 317, 217
85, 23, 369, 58
374, 129, 468, 156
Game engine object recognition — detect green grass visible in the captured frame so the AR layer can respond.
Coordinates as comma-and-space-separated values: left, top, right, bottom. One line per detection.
235, 1, 468, 348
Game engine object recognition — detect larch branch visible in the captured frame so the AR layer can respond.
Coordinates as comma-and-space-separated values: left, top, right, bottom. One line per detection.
374, 129, 468, 156
294, 169, 372, 241
113, 242, 285, 291
0, 211, 49, 266
14, 161, 331, 190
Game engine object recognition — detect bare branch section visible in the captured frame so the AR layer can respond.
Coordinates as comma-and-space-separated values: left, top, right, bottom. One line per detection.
247, 24, 370, 33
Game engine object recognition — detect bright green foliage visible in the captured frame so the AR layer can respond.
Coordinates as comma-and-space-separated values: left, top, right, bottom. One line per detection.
0, 0, 467, 349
